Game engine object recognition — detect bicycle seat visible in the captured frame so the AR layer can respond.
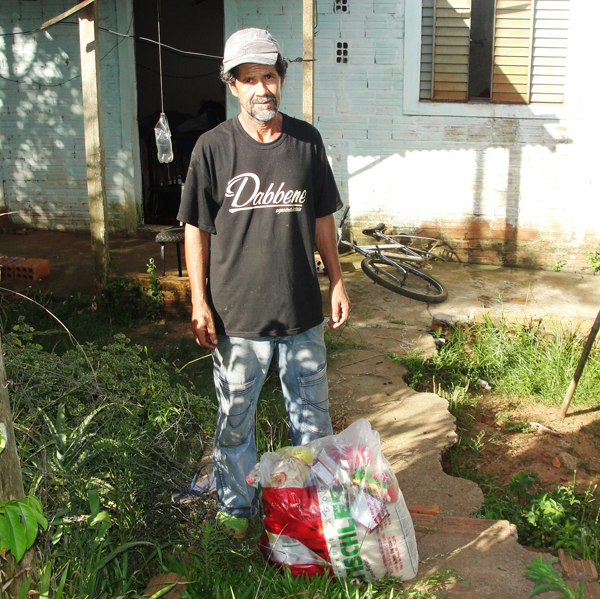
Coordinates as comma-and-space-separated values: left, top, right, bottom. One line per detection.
362, 223, 386, 236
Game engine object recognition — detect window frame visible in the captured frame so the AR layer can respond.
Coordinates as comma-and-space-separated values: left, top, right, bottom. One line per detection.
403, 0, 573, 120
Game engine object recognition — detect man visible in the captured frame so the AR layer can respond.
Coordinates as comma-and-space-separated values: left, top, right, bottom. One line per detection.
177, 28, 350, 539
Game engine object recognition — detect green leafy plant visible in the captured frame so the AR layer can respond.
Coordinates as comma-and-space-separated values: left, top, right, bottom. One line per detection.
144, 258, 164, 320
477, 475, 600, 570
525, 555, 584, 599
586, 250, 600, 275
494, 412, 531, 433
552, 259, 567, 272
0, 496, 47, 562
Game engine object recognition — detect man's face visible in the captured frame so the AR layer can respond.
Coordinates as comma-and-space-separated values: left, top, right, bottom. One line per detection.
229, 63, 283, 124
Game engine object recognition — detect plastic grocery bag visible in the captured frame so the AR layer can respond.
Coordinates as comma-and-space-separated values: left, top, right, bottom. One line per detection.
247, 419, 419, 581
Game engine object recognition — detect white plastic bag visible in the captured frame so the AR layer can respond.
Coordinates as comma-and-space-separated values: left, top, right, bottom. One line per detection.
248, 419, 419, 581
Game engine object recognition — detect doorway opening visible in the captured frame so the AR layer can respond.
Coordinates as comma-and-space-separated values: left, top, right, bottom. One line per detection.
133, 0, 225, 225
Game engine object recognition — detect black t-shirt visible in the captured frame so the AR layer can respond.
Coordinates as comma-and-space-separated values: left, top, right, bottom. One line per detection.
177, 113, 343, 337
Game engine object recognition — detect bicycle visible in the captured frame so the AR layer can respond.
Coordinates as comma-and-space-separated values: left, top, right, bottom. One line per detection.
336, 206, 450, 303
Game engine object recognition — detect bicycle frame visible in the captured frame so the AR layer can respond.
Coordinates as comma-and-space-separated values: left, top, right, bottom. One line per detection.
336, 206, 434, 266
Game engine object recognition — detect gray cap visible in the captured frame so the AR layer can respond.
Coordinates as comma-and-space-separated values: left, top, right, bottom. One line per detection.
222, 28, 282, 74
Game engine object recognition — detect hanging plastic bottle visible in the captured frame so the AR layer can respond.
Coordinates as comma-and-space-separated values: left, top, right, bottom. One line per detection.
154, 112, 173, 164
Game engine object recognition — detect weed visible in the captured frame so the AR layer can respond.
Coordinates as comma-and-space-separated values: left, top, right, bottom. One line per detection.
477, 474, 600, 569
525, 555, 584, 599
552, 259, 567, 272
104, 262, 163, 326
494, 412, 531, 433
393, 316, 600, 408
586, 250, 600, 275
388, 318, 408, 326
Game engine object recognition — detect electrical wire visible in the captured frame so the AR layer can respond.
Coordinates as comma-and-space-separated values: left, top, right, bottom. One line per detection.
0, 19, 307, 88
136, 36, 221, 60
0, 21, 223, 60
0, 15, 134, 88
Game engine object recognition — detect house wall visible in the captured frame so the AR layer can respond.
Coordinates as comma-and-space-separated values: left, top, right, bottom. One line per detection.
224, 0, 600, 271
0, 0, 142, 233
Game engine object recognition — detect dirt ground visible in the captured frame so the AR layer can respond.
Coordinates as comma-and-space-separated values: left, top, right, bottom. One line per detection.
462, 397, 600, 490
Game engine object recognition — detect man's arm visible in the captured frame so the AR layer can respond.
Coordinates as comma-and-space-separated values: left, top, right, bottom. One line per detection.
315, 214, 350, 329
184, 223, 218, 348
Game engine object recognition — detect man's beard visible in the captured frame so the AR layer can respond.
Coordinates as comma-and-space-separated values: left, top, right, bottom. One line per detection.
250, 95, 279, 122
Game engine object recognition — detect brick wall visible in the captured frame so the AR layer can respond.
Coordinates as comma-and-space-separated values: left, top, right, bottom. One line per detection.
0, 0, 142, 233
225, 0, 600, 272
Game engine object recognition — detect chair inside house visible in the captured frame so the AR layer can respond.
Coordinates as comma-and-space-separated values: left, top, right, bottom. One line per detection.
156, 224, 185, 277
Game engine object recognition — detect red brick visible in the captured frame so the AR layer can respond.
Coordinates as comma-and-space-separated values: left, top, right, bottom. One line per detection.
515, 227, 539, 242
583, 230, 600, 245
441, 224, 467, 239
559, 549, 578, 579
466, 219, 492, 240
470, 250, 497, 264
490, 221, 517, 241
14, 258, 50, 282
410, 513, 439, 530
416, 226, 442, 239
463, 240, 482, 250
0, 257, 25, 281
409, 504, 440, 515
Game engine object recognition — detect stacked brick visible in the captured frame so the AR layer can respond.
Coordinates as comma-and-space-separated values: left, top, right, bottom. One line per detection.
0, 256, 50, 282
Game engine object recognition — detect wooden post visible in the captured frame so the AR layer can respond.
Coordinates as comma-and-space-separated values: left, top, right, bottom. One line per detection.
0, 337, 35, 595
42, 1, 110, 292
303, 0, 315, 124
78, 1, 110, 292
559, 308, 600, 418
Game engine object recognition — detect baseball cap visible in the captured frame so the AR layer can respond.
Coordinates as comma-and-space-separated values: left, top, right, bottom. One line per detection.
222, 28, 282, 74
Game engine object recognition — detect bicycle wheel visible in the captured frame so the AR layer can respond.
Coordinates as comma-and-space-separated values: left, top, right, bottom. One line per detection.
360, 257, 448, 303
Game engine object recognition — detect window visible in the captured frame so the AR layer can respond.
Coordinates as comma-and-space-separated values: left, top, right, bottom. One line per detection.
419, 0, 570, 105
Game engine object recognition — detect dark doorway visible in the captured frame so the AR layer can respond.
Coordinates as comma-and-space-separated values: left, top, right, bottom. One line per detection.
133, 0, 225, 224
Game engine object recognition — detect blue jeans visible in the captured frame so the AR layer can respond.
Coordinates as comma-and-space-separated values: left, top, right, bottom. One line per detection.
211, 323, 332, 519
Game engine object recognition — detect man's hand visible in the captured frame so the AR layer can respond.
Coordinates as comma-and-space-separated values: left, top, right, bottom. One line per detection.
328, 279, 350, 329
315, 214, 351, 329
191, 302, 218, 349
184, 224, 217, 348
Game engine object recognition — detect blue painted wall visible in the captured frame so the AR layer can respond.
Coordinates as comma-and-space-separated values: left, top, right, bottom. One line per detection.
0, 0, 142, 232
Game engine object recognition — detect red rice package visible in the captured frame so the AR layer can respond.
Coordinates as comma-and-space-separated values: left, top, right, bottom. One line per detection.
246, 419, 419, 581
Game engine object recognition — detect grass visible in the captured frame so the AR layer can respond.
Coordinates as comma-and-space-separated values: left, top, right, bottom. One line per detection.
389, 314, 600, 408
2, 290, 446, 599
5, 289, 600, 597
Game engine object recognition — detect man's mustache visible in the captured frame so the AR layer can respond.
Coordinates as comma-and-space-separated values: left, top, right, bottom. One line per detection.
251, 95, 277, 106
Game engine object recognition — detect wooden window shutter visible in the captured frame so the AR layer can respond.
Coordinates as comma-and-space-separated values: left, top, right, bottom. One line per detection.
530, 0, 570, 104
491, 0, 534, 103
432, 0, 471, 102
420, 0, 435, 99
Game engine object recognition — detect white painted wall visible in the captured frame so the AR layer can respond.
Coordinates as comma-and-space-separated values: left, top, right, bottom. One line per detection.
0, 0, 142, 233
224, 0, 599, 270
